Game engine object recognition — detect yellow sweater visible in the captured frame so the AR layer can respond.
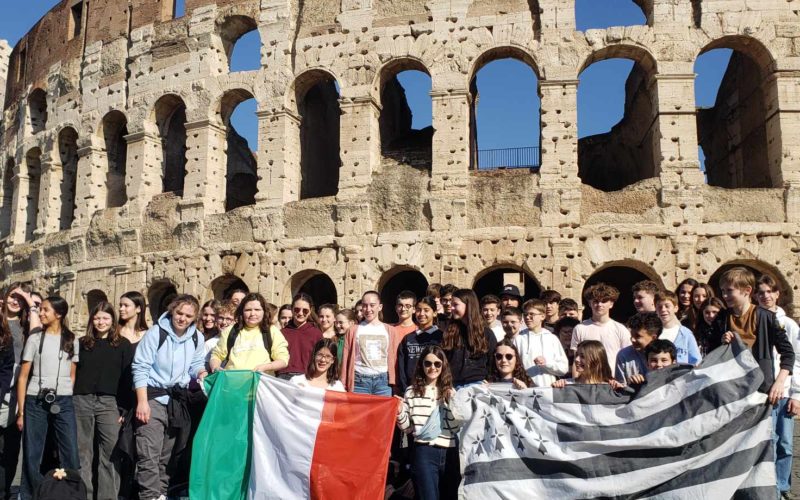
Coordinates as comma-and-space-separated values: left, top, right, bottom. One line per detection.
210, 325, 289, 373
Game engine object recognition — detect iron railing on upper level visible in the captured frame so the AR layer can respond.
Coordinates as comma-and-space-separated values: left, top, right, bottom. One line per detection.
477, 146, 541, 170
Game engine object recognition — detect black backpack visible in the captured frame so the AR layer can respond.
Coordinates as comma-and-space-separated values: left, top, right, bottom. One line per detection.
224, 325, 273, 365
34, 468, 87, 500
157, 326, 198, 350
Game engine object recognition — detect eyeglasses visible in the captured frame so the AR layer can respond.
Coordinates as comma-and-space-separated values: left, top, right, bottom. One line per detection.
315, 354, 334, 362
495, 353, 515, 361
423, 360, 442, 368
396, 304, 413, 310
217, 317, 234, 325
293, 307, 310, 315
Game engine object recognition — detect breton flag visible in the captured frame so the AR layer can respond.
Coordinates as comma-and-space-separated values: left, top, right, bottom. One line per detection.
452, 339, 776, 499
190, 371, 397, 500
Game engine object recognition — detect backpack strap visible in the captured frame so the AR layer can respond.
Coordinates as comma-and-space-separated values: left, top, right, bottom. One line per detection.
224, 326, 241, 365
157, 326, 197, 350
261, 328, 273, 356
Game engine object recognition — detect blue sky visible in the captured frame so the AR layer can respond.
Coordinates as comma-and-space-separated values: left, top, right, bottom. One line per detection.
1, 0, 730, 168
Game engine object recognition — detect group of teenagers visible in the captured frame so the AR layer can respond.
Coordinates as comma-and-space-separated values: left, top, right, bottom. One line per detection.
0, 265, 794, 500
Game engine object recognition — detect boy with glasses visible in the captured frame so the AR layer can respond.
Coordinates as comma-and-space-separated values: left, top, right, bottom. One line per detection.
394, 291, 417, 337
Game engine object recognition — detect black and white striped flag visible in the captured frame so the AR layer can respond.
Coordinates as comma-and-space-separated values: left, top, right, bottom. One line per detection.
452, 339, 776, 499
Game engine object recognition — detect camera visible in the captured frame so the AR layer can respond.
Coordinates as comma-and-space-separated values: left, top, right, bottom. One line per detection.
37, 388, 56, 404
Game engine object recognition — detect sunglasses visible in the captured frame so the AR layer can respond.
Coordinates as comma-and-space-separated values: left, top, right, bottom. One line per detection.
423, 360, 442, 368
494, 353, 515, 361
293, 307, 310, 315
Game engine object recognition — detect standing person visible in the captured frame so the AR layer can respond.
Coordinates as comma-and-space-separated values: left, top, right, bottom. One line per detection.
654, 292, 702, 365
675, 278, 699, 323
539, 290, 562, 332
215, 300, 236, 335
570, 283, 631, 373
0, 284, 38, 500
554, 316, 579, 370
290, 338, 345, 391
198, 300, 221, 363
340, 291, 403, 395
318, 304, 338, 340
480, 295, 505, 342
695, 297, 725, 357
277, 305, 293, 329
558, 299, 580, 319
16, 297, 80, 500
208, 293, 289, 374
333, 309, 356, 364
226, 289, 247, 308
132, 294, 208, 500
499, 285, 522, 310
396, 296, 444, 394
396, 345, 459, 500
442, 289, 497, 389
631, 280, 659, 314
74, 302, 133, 500
754, 275, 800, 498
277, 294, 323, 380
394, 291, 418, 337
486, 339, 533, 389
500, 308, 524, 340
515, 300, 568, 387
426, 284, 443, 316
685, 283, 714, 330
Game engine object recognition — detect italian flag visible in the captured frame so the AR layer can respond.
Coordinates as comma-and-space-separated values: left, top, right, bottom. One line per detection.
190, 371, 397, 500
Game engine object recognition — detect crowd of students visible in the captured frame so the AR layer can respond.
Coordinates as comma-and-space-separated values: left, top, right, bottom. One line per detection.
0, 265, 794, 499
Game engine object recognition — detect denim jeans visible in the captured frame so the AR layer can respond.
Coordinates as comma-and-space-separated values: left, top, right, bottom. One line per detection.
772, 397, 793, 493
412, 442, 460, 500
353, 372, 391, 396
20, 396, 79, 500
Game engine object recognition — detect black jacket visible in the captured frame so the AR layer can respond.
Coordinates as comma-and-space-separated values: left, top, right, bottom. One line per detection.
709, 306, 795, 392
444, 326, 497, 387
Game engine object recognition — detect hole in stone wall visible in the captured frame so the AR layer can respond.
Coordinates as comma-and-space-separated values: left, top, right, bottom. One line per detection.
297, 72, 341, 199
27, 89, 47, 134
293, 272, 338, 307
58, 127, 79, 230
69, 1, 84, 41
23, 148, 42, 241
148, 279, 178, 322
379, 65, 432, 168
378, 269, 429, 324
582, 265, 657, 323
220, 16, 261, 73
101, 110, 129, 208
153, 95, 188, 196
221, 90, 259, 211
86, 289, 109, 315
578, 57, 656, 191
473, 266, 542, 303
575, 0, 648, 30
0, 159, 14, 239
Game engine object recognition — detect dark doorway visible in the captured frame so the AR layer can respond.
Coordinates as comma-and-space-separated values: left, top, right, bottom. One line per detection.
296, 273, 338, 308
473, 267, 541, 303
582, 266, 652, 323
379, 269, 429, 324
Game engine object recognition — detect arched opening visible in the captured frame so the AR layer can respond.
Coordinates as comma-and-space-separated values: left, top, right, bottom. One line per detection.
291, 271, 338, 307
153, 95, 188, 196
57, 127, 78, 230
575, 0, 648, 30
220, 90, 258, 211
23, 148, 42, 241
469, 52, 541, 170
86, 289, 109, 315
473, 266, 542, 303
378, 61, 433, 167
709, 261, 791, 309
27, 88, 47, 134
296, 71, 341, 199
695, 39, 777, 188
582, 263, 661, 323
0, 159, 14, 238
578, 50, 658, 191
101, 110, 128, 208
210, 275, 249, 301
219, 16, 261, 73
378, 268, 429, 324
148, 279, 178, 322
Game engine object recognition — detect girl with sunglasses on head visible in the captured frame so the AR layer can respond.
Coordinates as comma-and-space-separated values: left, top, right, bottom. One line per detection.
291, 338, 344, 392
396, 345, 459, 500
486, 339, 533, 389
277, 293, 323, 381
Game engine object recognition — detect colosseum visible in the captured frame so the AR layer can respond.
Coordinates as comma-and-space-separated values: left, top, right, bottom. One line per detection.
0, 0, 799, 330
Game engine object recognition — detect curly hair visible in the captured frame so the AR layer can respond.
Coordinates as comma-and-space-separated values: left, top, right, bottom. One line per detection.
410, 345, 454, 402
487, 339, 533, 387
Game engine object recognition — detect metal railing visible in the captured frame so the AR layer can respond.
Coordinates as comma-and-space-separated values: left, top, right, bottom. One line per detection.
477, 146, 541, 170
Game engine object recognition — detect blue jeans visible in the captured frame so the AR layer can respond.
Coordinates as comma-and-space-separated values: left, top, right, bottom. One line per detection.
772, 398, 793, 493
20, 396, 79, 500
353, 372, 391, 396
412, 443, 460, 500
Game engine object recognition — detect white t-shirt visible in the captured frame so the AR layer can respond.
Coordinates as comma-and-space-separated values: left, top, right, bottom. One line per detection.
354, 322, 389, 375
570, 319, 631, 369
490, 323, 506, 343
22, 332, 80, 396
290, 374, 345, 392
660, 325, 680, 343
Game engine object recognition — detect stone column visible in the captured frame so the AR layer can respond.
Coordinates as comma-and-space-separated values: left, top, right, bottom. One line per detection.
429, 89, 470, 231
337, 97, 381, 199
181, 119, 227, 219
124, 129, 163, 214
9, 168, 29, 243
255, 109, 301, 207
73, 145, 109, 227
766, 72, 800, 222
35, 157, 62, 235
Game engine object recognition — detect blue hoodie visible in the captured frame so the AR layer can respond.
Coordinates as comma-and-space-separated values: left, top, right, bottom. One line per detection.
132, 313, 205, 404
673, 325, 702, 365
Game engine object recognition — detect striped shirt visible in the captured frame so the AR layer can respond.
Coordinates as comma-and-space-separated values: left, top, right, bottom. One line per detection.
397, 385, 459, 448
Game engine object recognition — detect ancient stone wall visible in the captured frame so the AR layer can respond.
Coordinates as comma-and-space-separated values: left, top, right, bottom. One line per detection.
0, 0, 799, 330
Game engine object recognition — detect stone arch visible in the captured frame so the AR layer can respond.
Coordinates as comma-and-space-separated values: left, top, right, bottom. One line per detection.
709, 260, 792, 310
218, 15, 260, 72
695, 36, 779, 188
291, 69, 342, 200
27, 88, 47, 134
99, 110, 128, 208
152, 94, 188, 196
377, 266, 429, 324
209, 274, 250, 301
288, 270, 338, 307
57, 127, 79, 230
576, 0, 650, 29
472, 264, 542, 303
147, 278, 178, 322
581, 260, 663, 323
218, 88, 258, 211
577, 44, 659, 191
22, 147, 42, 241
85, 288, 109, 315
0, 159, 14, 238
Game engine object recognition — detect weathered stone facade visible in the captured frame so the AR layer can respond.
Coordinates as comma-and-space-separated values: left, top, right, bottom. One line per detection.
1, 0, 800, 330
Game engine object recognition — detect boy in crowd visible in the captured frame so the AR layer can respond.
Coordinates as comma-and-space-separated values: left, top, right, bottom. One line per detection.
654, 291, 702, 365
554, 316, 580, 368
632, 280, 659, 314
426, 283, 443, 315
558, 298, 580, 319
500, 307, 524, 339
500, 285, 523, 310
438, 284, 458, 324
615, 312, 661, 384
540, 290, 562, 332
627, 339, 678, 386
481, 294, 505, 342
570, 283, 631, 372
754, 274, 800, 498
394, 290, 418, 337
515, 300, 568, 386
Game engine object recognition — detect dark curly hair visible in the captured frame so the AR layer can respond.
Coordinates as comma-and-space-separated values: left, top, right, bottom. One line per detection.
411, 345, 454, 402
487, 339, 532, 387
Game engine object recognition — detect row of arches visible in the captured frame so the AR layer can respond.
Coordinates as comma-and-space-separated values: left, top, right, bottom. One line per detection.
101, 259, 789, 325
